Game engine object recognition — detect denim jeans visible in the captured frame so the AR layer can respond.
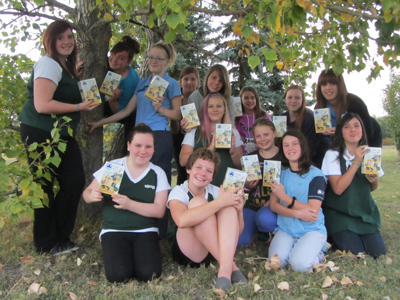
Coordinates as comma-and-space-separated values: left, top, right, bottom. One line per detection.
268, 230, 326, 272
237, 207, 277, 247
330, 230, 386, 258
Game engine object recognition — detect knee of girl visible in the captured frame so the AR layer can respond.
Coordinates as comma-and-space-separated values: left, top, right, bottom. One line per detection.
106, 271, 131, 283
135, 268, 161, 282
289, 259, 312, 273
187, 197, 208, 209
237, 234, 252, 247
257, 219, 277, 233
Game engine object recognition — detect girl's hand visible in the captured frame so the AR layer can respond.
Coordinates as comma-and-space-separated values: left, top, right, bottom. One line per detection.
76, 61, 84, 77
109, 88, 122, 101
207, 132, 216, 152
229, 135, 236, 156
245, 180, 258, 191
233, 191, 245, 211
216, 186, 243, 208
112, 194, 132, 210
365, 174, 378, 184
296, 208, 318, 222
354, 145, 369, 164
90, 188, 103, 203
270, 179, 286, 199
79, 100, 100, 112
180, 117, 192, 133
324, 127, 336, 135
87, 121, 101, 133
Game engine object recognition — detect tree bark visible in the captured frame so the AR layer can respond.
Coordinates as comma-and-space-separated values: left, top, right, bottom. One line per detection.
74, 0, 112, 219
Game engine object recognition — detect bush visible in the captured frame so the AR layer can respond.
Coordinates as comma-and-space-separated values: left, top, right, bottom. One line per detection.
383, 137, 394, 146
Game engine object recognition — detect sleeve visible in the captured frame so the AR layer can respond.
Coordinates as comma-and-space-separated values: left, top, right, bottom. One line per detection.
182, 129, 196, 147
33, 56, 62, 85
321, 150, 342, 176
166, 78, 182, 101
154, 166, 171, 193
210, 184, 221, 198
233, 129, 244, 147
308, 176, 326, 201
93, 165, 105, 182
167, 185, 189, 208
188, 90, 203, 113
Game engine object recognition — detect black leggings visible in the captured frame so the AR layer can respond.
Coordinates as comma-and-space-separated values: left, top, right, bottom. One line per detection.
20, 123, 85, 253
101, 231, 162, 283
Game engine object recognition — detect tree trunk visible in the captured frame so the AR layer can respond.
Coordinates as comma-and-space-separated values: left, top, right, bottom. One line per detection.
74, 0, 112, 219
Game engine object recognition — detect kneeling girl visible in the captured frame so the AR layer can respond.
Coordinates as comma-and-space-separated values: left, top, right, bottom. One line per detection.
269, 130, 327, 272
83, 124, 170, 283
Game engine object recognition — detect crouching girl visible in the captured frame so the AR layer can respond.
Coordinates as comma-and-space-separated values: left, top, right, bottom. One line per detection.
268, 130, 327, 272
83, 124, 170, 283
167, 148, 247, 291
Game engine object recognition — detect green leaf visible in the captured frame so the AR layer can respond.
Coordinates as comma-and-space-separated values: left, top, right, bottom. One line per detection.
52, 155, 61, 167
58, 142, 67, 152
68, 127, 73, 137
248, 56, 260, 69
166, 13, 181, 29
168, 1, 181, 13
119, 0, 130, 10
266, 61, 275, 72
242, 26, 253, 39
164, 30, 176, 44
32, 23, 39, 29
19, 178, 31, 189
31, 197, 44, 209
28, 142, 38, 152
382, 0, 392, 12
262, 49, 278, 61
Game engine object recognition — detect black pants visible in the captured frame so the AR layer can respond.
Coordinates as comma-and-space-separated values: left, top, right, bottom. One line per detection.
20, 124, 85, 253
101, 231, 162, 283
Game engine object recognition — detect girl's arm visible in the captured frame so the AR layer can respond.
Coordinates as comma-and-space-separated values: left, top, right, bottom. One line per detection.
169, 187, 243, 228
270, 193, 319, 222
88, 94, 137, 133
179, 144, 194, 167
327, 145, 369, 195
34, 78, 98, 114
111, 190, 168, 218
82, 178, 103, 204
153, 95, 182, 121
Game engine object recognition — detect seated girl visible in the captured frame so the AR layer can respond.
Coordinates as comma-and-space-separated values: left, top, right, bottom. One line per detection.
167, 148, 247, 292
83, 124, 170, 283
237, 118, 279, 247
269, 130, 327, 273
321, 112, 386, 258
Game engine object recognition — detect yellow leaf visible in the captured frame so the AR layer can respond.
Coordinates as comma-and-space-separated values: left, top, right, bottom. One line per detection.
280, 26, 285, 37
39, 287, 47, 295
341, 276, 353, 285
277, 281, 289, 291
248, 272, 254, 279
227, 40, 236, 48
341, 13, 349, 21
386, 257, 393, 265
104, 12, 112, 22
348, 0, 354, 5
276, 61, 284, 70
357, 281, 363, 286
379, 276, 387, 283
265, 254, 281, 270
311, 5, 317, 16
68, 292, 79, 300
28, 283, 40, 295
254, 283, 261, 292
313, 263, 326, 273
370, 7, 377, 16
275, 16, 281, 32
19, 256, 35, 264
297, 0, 312, 10
317, 0, 327, 6
129, 29, 137, 35
245, 47, 250, 56
190, 0, 196, 6
322, 276, 334, 288
77, 257, 82, 266
331, 275, 340, 282
243, 0, 250, 5
384, 54, 390, 66
106, 0, 113, 4
22, 186, 30, 195
87, 280, 97, 286
33, 269, 41, 276
238, 49, 244, 58
322, 291, 329, 300
213, 288, 226, 297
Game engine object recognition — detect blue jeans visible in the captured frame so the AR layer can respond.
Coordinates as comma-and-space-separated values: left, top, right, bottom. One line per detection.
330, 230, 386, 258
268, 230, 326, 272
237, 207, 277, 247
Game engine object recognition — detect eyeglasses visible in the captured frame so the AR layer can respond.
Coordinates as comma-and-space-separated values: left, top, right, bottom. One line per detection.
146, 56, 168, 62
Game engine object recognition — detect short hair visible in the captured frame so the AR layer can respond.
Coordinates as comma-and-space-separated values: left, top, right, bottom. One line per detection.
186, 148, 221, 179
42, 20, 77, 78
284, 85, 307, 131
279, 130, 312, 175
126, 123, 155, 146
152, 40, 177, 67
179, 66, 200, 83
111, 36, 140, 61
251, 117, 276, 136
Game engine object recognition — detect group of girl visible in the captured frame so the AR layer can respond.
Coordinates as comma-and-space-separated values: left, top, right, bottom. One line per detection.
20, 20, 386, 291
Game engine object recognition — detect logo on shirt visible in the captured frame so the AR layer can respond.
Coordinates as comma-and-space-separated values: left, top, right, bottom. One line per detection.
145, 184, 155, 190
317, 189, 324, 195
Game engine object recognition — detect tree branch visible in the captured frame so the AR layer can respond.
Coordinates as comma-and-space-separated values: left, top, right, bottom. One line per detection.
325, 3, 384, 21
45, 0, 75, 16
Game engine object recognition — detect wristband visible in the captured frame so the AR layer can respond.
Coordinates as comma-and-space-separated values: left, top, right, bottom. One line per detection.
77, 104, 80, 112
351, 160, 361, 167
287, 196, 296, 209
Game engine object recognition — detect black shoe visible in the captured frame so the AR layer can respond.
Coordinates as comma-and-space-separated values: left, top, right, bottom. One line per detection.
258, 231, 272, 243
50, 241, 79, 256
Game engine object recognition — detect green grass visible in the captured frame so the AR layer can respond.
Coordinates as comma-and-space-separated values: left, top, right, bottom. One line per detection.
1, 148, 399, 299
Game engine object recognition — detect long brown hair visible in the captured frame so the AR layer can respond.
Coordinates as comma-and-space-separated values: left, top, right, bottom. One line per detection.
315, 69, 348, 124
111, 36, 140, 61
202, 64, 231, 109
237, 86, 266, 120
284, 85, 307, 131
42, 20, 77, 78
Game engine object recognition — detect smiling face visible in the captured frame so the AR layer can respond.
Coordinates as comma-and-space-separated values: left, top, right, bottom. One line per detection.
282, 135, 301, 165
254, 125, 276, 151
148, 46, 169, 75
55, 28, 75, 59
207, 95, 225, 123
127, 133, 155, 167
109, 50, 131, 74
241, 90, 257, 112
187, 158, 215, 188
321, 83, 339, 102
285, 88, 303, 113
206, 70, 223, 93
181, 72, 199, 95
342, 117, 363, 145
